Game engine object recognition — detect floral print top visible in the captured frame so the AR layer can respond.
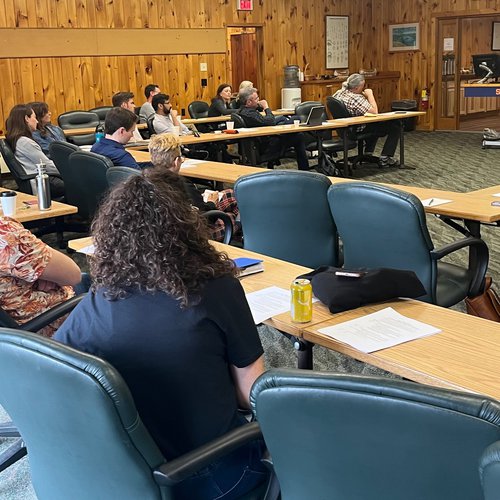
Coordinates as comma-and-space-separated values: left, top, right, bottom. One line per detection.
0, 217, 74, 336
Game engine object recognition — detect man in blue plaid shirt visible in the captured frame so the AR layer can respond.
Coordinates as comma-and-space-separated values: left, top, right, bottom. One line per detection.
334, 73, 400, 167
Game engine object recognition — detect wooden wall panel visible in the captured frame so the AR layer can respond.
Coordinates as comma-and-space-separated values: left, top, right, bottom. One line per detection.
1, 0, 500, 129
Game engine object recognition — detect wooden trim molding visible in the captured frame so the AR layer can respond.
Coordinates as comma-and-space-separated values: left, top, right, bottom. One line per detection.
0, 28, 226, 58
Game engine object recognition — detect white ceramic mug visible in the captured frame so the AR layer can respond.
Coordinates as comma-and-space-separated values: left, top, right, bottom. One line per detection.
226, 121, 235, 130
0, 191, 17, 217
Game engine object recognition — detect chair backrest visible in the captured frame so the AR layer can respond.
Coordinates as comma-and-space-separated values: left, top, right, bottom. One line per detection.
88, 106, 113, 122
295, 101, 330, 141
49, 141, 81, 205
0, 328, 167, 500
234, 170, 338, 268
0, 139, 36, 193
231, 112, 247, 129
68, 150, 113, 219
147, 115, 157, 136
106, 166, 141, 188
252, 369, 500, 500
326, 95, 350, 119
327, 182, 436, 302
58, 111, 100, 146
188, 100, 209, 119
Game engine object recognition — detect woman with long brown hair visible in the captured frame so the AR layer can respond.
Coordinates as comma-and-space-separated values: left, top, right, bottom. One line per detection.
5, 104, 64, 197
55, 170, 267, 499
28, 101, 67, 158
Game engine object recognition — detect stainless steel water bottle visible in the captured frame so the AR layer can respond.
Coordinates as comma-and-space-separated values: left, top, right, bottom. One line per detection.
36, 162, 52, 211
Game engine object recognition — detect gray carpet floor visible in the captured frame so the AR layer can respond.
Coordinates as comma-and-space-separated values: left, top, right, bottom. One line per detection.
1, 130, 499, 498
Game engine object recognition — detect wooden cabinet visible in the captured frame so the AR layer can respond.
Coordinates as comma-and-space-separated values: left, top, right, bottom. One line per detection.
300, 72, 401, 113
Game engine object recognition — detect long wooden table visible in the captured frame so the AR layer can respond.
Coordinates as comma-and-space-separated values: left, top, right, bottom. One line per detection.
68, 236, 500, 398
303, 299, 500, 400
0, 187, 77, 222
182, 109, 293, 125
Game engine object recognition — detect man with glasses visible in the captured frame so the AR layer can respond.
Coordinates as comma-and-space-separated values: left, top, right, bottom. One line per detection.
238, 87, 310, 170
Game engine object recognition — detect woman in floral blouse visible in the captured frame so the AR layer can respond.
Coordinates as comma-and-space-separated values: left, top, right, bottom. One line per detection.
0, 216, 82, 336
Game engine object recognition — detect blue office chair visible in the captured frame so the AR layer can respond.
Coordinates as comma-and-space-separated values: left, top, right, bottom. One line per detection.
234, 170, 339, 268
0, 329, 272, 500
327, 182, 489, 307
252, 368, 500, 500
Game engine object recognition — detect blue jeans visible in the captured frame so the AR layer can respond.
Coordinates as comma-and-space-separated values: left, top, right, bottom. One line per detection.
172, 438, 269, 500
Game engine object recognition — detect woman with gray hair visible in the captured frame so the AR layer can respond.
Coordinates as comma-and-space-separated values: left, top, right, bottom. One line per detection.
333, 73, 400, 167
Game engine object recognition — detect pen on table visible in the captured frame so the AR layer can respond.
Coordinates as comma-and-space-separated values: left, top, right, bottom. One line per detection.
428, 198, 434, 206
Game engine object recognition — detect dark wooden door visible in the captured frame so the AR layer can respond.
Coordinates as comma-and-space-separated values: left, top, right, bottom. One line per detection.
231, 33, 258, 91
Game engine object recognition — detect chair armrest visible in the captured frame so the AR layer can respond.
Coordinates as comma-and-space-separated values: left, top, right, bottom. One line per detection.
479, 441, 500, 498
22, 294, 86, 332
430, 237, 489, 297
203, 210, 233, 245
153, 421, 262, 486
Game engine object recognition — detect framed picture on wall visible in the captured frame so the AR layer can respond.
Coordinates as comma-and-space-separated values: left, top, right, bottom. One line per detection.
389, 23, 420, 52
492, 22, 500, 50
326, 16, 349, 69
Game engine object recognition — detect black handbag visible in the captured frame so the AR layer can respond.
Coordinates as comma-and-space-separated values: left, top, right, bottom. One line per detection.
299, 266, 426, 313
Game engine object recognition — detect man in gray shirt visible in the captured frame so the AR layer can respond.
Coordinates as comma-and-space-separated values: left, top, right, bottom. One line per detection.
139, 84, 160, 123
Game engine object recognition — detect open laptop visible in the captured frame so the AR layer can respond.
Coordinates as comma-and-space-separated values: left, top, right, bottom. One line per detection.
299, 105, 325, 127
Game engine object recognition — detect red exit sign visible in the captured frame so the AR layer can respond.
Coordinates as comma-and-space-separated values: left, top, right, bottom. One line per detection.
237, 0, 253, 11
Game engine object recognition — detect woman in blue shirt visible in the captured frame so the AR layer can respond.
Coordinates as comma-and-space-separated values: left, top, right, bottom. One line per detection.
29, 101, 67, 158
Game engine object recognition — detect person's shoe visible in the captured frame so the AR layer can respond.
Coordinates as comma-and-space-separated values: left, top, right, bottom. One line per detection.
378, 156, 399, 167
483, 128, 500, 140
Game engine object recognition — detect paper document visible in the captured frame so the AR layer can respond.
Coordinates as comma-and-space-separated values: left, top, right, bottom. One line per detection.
77, 244, 95, 255
421, 197, 452, 207
245, 287, 292, 324
181, 158, 207, 167
317, 307, 441, 353
492, 193, 500, 197
364, 112, 378, 117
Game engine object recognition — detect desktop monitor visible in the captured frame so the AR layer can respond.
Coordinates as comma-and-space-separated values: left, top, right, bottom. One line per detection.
472, 53, 500, 81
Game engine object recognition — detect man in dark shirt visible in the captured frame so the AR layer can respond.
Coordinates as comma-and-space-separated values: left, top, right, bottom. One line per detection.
238, 86, 310, 170
91, 107, 150, 169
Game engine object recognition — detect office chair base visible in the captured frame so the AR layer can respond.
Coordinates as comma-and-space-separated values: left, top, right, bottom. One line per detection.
0, 438, 27, 472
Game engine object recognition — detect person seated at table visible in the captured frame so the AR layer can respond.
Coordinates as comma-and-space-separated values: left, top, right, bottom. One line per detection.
0, 216, 82, 336
54, 171, 267, 500
148, 133, 240, 242
152, 93, 192, 136
6, 104, 65, 198
208, 83, 233, 117
112, 91, 144, 142
333, 73, 400, 167
139, 83, 161, 123
91, 107, 151, 170
233, 80, 259, 109
237, 86, 310, 170
29, 101, 67, 158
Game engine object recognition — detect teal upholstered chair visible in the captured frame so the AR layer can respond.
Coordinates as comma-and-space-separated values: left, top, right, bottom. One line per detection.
252, 369, 500, 500
327, 182, 488, 306
234, 170, 339, 268
0, 329, 270, 500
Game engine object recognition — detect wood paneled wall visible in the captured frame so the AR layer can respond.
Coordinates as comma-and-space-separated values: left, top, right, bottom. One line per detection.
1, 0, 500, 131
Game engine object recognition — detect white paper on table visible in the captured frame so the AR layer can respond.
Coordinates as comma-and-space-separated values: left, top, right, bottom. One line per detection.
421, 197, 453, 207
181, 158, 207, 167
236, 128, 255, 132
245, 286, 292, 324
77, 244, 95, 255
492, 193, 500, 197
317, 307, 441, 353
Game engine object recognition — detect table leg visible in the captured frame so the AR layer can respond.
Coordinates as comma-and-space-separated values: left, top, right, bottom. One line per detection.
398, 119, 415, 170
293, 338, 314, 370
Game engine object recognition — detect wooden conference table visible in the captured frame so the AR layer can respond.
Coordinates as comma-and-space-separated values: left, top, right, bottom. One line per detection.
0, 187, 77, 222
68, 236, 500, 399
127, 111, 425, 175
181, 109, 293, 125
129, 151, 500, 232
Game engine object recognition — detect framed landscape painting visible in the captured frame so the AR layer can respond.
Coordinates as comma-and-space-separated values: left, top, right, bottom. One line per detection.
389, 23, 419, 51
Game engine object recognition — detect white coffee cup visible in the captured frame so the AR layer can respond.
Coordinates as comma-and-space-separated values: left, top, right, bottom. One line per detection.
293, 119, 300, 128
172, 126, 181, 136
0, 191, 17, 217
226, 121, 235, 130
